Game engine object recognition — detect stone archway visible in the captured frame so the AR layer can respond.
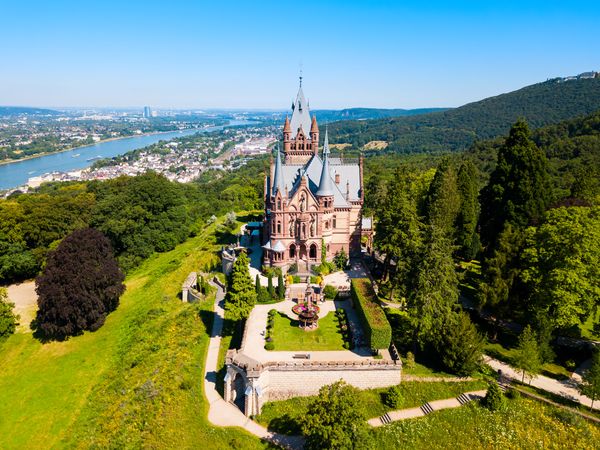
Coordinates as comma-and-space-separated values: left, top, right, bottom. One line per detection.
299, 244, 307, 260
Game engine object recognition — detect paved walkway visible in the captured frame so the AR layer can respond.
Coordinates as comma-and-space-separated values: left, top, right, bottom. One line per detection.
240, 297, 382, 362
484, 355, 599, 411
367, 390, 487, 427
203, 281, 304, 449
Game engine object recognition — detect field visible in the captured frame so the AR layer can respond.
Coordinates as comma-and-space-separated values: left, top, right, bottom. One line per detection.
363, 140, 388, 150
0, 218, 265, 449
269, 311, 345, 351
373, 396, 600, 449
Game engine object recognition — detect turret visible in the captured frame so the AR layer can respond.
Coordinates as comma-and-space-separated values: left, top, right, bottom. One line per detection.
272, 144, 286, 197
316, 128, 335, 207
310, 115, 319, 154
283, 116, 291, 151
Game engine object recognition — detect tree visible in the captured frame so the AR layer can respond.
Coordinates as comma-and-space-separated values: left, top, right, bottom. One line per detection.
255, 274, 261, 294
483, 381, 506, 411
277, 273, 285, 300
384, 385, 403, 409
35, 228, 125, 340
408, 226, 458, 348
333, 248, 348, 271
455, 160, 481, 260
301, 381, 371, 450
479, 119, 552, 250
267, 274, 275, 300
424, 158, 461, 235
225, 251, 256, 321
521, 206, 600, 329
477, 223, 525, 316
375, 168, 422, 297
579, 351, 600, 410
0, 287, 19, 340
437, 311, 484, 376
513, 325, 542, 383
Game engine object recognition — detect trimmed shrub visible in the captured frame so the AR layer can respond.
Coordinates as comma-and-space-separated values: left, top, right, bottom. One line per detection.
323, 285, 338, 300
351, 279, 392, 350
265, 342, 275, 351
384, 386, 403, 409
483, 382, 506, 411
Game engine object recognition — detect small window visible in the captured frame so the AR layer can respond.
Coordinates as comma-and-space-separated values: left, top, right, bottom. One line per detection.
333, 215, 337, 228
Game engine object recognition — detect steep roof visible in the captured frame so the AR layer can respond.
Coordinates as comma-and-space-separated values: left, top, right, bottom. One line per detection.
316, 128, 335, 197
289, 82, 312, 139
272, 145, 286, 195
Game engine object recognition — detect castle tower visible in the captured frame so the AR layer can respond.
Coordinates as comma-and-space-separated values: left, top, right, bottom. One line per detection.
284, 77, 319, 164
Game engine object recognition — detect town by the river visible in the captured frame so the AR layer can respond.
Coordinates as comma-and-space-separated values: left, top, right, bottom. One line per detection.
0, 120, 249, 190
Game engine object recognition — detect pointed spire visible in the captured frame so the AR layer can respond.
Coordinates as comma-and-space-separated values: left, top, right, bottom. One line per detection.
283, 115, 291, 133
316, 128, 334, 197
310, 115, 319, 134
272, 144, 286, 196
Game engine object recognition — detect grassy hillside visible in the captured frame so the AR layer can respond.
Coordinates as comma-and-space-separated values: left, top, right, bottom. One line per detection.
330, 78, 600, 153
0, 218, 265, 449
0, 106, 59, 116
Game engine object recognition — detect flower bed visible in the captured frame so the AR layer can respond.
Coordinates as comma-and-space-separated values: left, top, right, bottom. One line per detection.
292, 304, 320, 315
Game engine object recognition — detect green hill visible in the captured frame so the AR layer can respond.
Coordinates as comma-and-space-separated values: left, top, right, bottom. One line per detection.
0, 106, 59, 116
0, 218, 264, 449
329, 78, 600, 153
312, 107, 448, 122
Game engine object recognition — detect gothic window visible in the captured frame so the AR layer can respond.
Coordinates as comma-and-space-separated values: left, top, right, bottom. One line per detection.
277, 221, 281, 234
277, 199, 281, 210
333, 215, 337, 228
309, 243, 317, 259
272, 221, 276, 234
290, 244, 296, 259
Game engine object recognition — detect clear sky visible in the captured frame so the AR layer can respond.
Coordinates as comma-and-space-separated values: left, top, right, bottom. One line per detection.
1, 0, 598, 109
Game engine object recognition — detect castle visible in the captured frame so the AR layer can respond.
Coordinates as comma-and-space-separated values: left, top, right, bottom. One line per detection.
263, 80, 365, 271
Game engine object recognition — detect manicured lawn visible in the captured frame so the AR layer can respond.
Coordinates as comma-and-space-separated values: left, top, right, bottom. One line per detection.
269, 311, 346, 351
0, 217, 265, 449
256, 380, 487, 434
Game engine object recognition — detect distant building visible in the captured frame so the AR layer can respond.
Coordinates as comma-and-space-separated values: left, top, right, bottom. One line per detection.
578, 71, 597, 79
143, 106, 152, 118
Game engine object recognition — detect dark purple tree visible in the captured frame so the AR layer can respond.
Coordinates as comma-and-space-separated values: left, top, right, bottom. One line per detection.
35, 228, 125, 340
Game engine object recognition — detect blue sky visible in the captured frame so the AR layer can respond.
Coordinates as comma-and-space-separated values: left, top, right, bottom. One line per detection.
1, 1, 598, 109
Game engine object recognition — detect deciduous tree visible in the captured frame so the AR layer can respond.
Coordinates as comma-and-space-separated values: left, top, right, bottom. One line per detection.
301, 381, 371, 450
35, 228, 125, 340
0, 287, 19, 340
513, 325, 542, 383
580, 351, 600, 410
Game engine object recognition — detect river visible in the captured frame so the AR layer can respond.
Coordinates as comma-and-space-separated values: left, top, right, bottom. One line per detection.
0, 120, 250, 190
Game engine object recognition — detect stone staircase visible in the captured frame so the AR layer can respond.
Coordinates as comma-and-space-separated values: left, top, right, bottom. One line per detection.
457, 393, 472, 405
420, 402, 434, 415
379, 412, 392, 425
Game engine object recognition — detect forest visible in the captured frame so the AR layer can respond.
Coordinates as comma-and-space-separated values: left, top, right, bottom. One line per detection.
329, 78, 600, 154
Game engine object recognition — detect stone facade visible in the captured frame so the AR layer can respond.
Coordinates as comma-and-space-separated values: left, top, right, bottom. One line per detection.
225, 350, 402, 416
263, 81, 364, 271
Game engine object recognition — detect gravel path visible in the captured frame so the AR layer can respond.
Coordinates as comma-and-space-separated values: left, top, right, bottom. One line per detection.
6, 281, 37, 333
203, 281, 304, 449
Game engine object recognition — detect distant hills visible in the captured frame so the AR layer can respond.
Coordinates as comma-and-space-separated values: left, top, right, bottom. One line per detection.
0, 106, 59, 116
312, 107, 448, 122
329, 77, 600, 153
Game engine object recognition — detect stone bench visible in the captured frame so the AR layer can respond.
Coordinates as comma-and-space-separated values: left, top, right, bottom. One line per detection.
292, 353, 311, 360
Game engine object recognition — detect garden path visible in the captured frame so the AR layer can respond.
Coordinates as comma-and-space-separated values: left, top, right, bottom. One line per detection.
6, 280, 37, 332
203, 281, 304, 449
367, 390, 487, 427
241, 298, 381, 362
484, 355, 599, 411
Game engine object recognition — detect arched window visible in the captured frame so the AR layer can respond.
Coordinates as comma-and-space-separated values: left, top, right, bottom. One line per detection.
277, 199, 281, 210
277, 221, 281, 234
272, 221, 276, 234
309, 243, 317, 259
290, 244, 296, 259
332, 215, 337, 228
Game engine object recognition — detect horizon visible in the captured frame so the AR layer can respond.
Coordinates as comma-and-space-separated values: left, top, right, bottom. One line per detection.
1, 1, 599, 109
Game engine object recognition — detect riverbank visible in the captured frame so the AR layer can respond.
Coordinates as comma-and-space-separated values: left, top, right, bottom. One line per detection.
0, 126, 212, 167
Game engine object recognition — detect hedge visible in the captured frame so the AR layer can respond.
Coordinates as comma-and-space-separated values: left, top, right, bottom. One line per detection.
351, 278, 392, 350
